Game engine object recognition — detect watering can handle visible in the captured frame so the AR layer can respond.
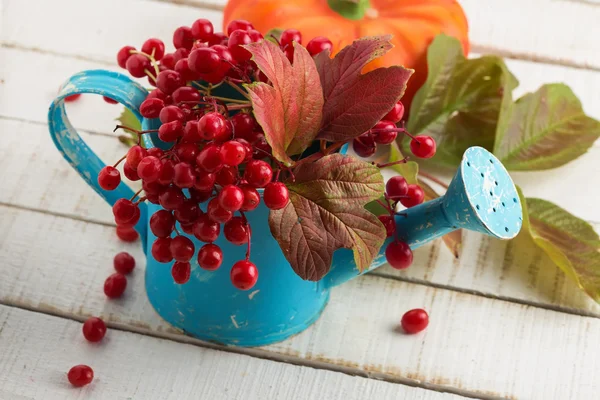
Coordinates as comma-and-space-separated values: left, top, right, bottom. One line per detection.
47, 69, 149, 246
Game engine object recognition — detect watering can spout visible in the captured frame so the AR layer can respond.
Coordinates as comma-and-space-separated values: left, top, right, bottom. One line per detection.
325, 146, 523, 288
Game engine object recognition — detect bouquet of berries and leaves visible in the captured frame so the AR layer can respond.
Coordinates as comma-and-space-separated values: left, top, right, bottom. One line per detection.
98, 18, 436, 290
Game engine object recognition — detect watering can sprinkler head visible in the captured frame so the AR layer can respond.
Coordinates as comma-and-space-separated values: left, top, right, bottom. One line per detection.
326, 146, 523, 287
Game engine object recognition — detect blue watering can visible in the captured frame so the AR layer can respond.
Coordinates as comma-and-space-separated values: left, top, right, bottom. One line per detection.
49, 70, 523, 347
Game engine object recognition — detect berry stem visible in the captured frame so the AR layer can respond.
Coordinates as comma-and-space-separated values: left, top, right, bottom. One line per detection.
225, 79, 250, 100
226, 104, 252, 111
376, 199, 392, 214
369, 123, 416, 141
113, 154, 127, 168
419, 171, 449, 189
144, 69, 158, 83
240, 211, 252, 261
207, 95, 249, 105
130, 188, 143, 201
374, 157, 409, 169
191, 82, 210, 91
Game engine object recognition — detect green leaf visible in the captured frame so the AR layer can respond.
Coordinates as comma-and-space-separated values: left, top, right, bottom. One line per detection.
244, 40, 324, 166
517, 187, 600, 302
405, 34, 517, 167
116, 108, 142, 147
269, 154, 386, 281
493, 84, 600, 170
315, 35, 413, 142
327, 0, 371, 20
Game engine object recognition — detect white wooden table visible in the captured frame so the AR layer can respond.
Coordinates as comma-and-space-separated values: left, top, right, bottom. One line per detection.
1, 1, 599, 399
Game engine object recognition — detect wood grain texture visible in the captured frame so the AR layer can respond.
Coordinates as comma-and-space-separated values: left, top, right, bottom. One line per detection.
0, 305, 458, 400
1, 205, 599, 399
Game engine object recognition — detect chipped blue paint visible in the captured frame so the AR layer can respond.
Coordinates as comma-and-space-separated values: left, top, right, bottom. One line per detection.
48, 70, 522, 347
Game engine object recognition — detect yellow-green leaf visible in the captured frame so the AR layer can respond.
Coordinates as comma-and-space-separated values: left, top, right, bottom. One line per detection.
517, 187, 600, 302
494, 84, 600, 170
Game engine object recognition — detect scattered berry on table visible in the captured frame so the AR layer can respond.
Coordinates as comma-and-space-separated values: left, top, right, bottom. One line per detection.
103, 273, 127, 298
401, 308, 429, 334
67, 365, 94, 387
82, 317, 107, 342
113, 252, 135, 274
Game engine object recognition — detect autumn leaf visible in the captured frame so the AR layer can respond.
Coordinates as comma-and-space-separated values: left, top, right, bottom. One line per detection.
315, 35, 413, 142
269, 154, 386, 281
244, 40, 324, 166
494, 84, 600, 170
516, 187, 600, 302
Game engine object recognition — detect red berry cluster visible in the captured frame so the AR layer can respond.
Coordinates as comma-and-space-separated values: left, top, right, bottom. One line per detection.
353, 100, 436, 160
99, 20, 333, 291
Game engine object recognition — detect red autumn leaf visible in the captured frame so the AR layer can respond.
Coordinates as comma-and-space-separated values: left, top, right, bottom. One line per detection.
244, 40, 324, 166
315, 35, 413, 142
269, 154, 387, 281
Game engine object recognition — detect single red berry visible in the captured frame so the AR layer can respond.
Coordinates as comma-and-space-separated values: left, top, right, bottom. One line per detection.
123, 163, 141, 181
159, 186, 185, 210
170, 236, 195, 262
378, 215, 395, 237
175, 143, 199, 164
372, 120, 397, 144
140, 98, 165, 119
216, 166, 238, 186
67, 365, 94, 387
141, 180, 164, 194
173, 26, 195, 49
224, 217, 249, 245
386, 176, 409, 200
172, 86, 201, 104
113, 252, 135, 274
207, 198, 233, 223
112, 199, 139, 226
244, 160, 273, 188
125, 145, 147, 170
173, 163, 196, 188
137, 156, 162, 182
193, 214, 220, 242
150, 210, 175, 238
116, 226, 139, 242
64, 94, 82, 102
103, 96, 118, 104
198, 112, 228, 141
400, 185, 425, 208
384, 101, 405, 123
104, 273, 127, 298
173, 48, 190, 64
82, 317, 107, 342
230, 260, 258, 290
231, 112, 255, 139
160, 53, 176, 69
208, 32, 228, 46
306, 36, 333, 56
264, 182, 290, 210
352, 133, 376, 158
401, 309, 429, 334
221, 140, 247, 166
182, 120, 202, 143
226, 19, 254, 36
171, 261, 191, 284
385, 241, 413, 270
194, 170, 217, 191
191, 18, 214, 41
189, 48, 221, 74
174, 200, 200, 224
247, 29, 263, 42
176, 58, 199, 81
410, 135, 437, 159
117, 45, 136, 68
158, 120, 184, 142
159, 105, 185, 124
197, 244, 223, 270
234, 138, 253, 162
280, 29, 302, 46
126, 54, 151, 78
196, 144, 224, 173
284, 46, 295, 63
228, 30, 253, 62
156, 70, 184, 95
180, 222, 195, 235
218, 185, 245, 212
147, 89, 168, 101
240, 185, 260, 211
189, 188, 213, 203
158, 159, 176, 185
212, 44, 234, 75
141, 38, 165, 60
98, 166, 121, 190
152, 237, 173, 263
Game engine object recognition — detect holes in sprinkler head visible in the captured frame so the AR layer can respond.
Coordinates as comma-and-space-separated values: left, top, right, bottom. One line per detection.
476, 204, 480, 210
480, 172, 484, 178
505, 227, 509, 232
489, 159, 494, 164
502, 202, 506, 207
513, 198, 517, 203
495, 181, 498, 186
489, 191, 493, 196
467, 161, 471, 167
493, 208, 496, 212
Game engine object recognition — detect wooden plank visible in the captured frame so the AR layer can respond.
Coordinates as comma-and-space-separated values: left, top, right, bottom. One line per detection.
0, 306, 457, 400
1, 205, 599, 399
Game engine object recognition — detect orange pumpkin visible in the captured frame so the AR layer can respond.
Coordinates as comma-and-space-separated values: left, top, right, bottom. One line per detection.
223, 0, 469, 108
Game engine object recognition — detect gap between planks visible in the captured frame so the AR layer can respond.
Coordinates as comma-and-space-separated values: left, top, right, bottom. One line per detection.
0, 299, 509, 400
2, 200, 599, 323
